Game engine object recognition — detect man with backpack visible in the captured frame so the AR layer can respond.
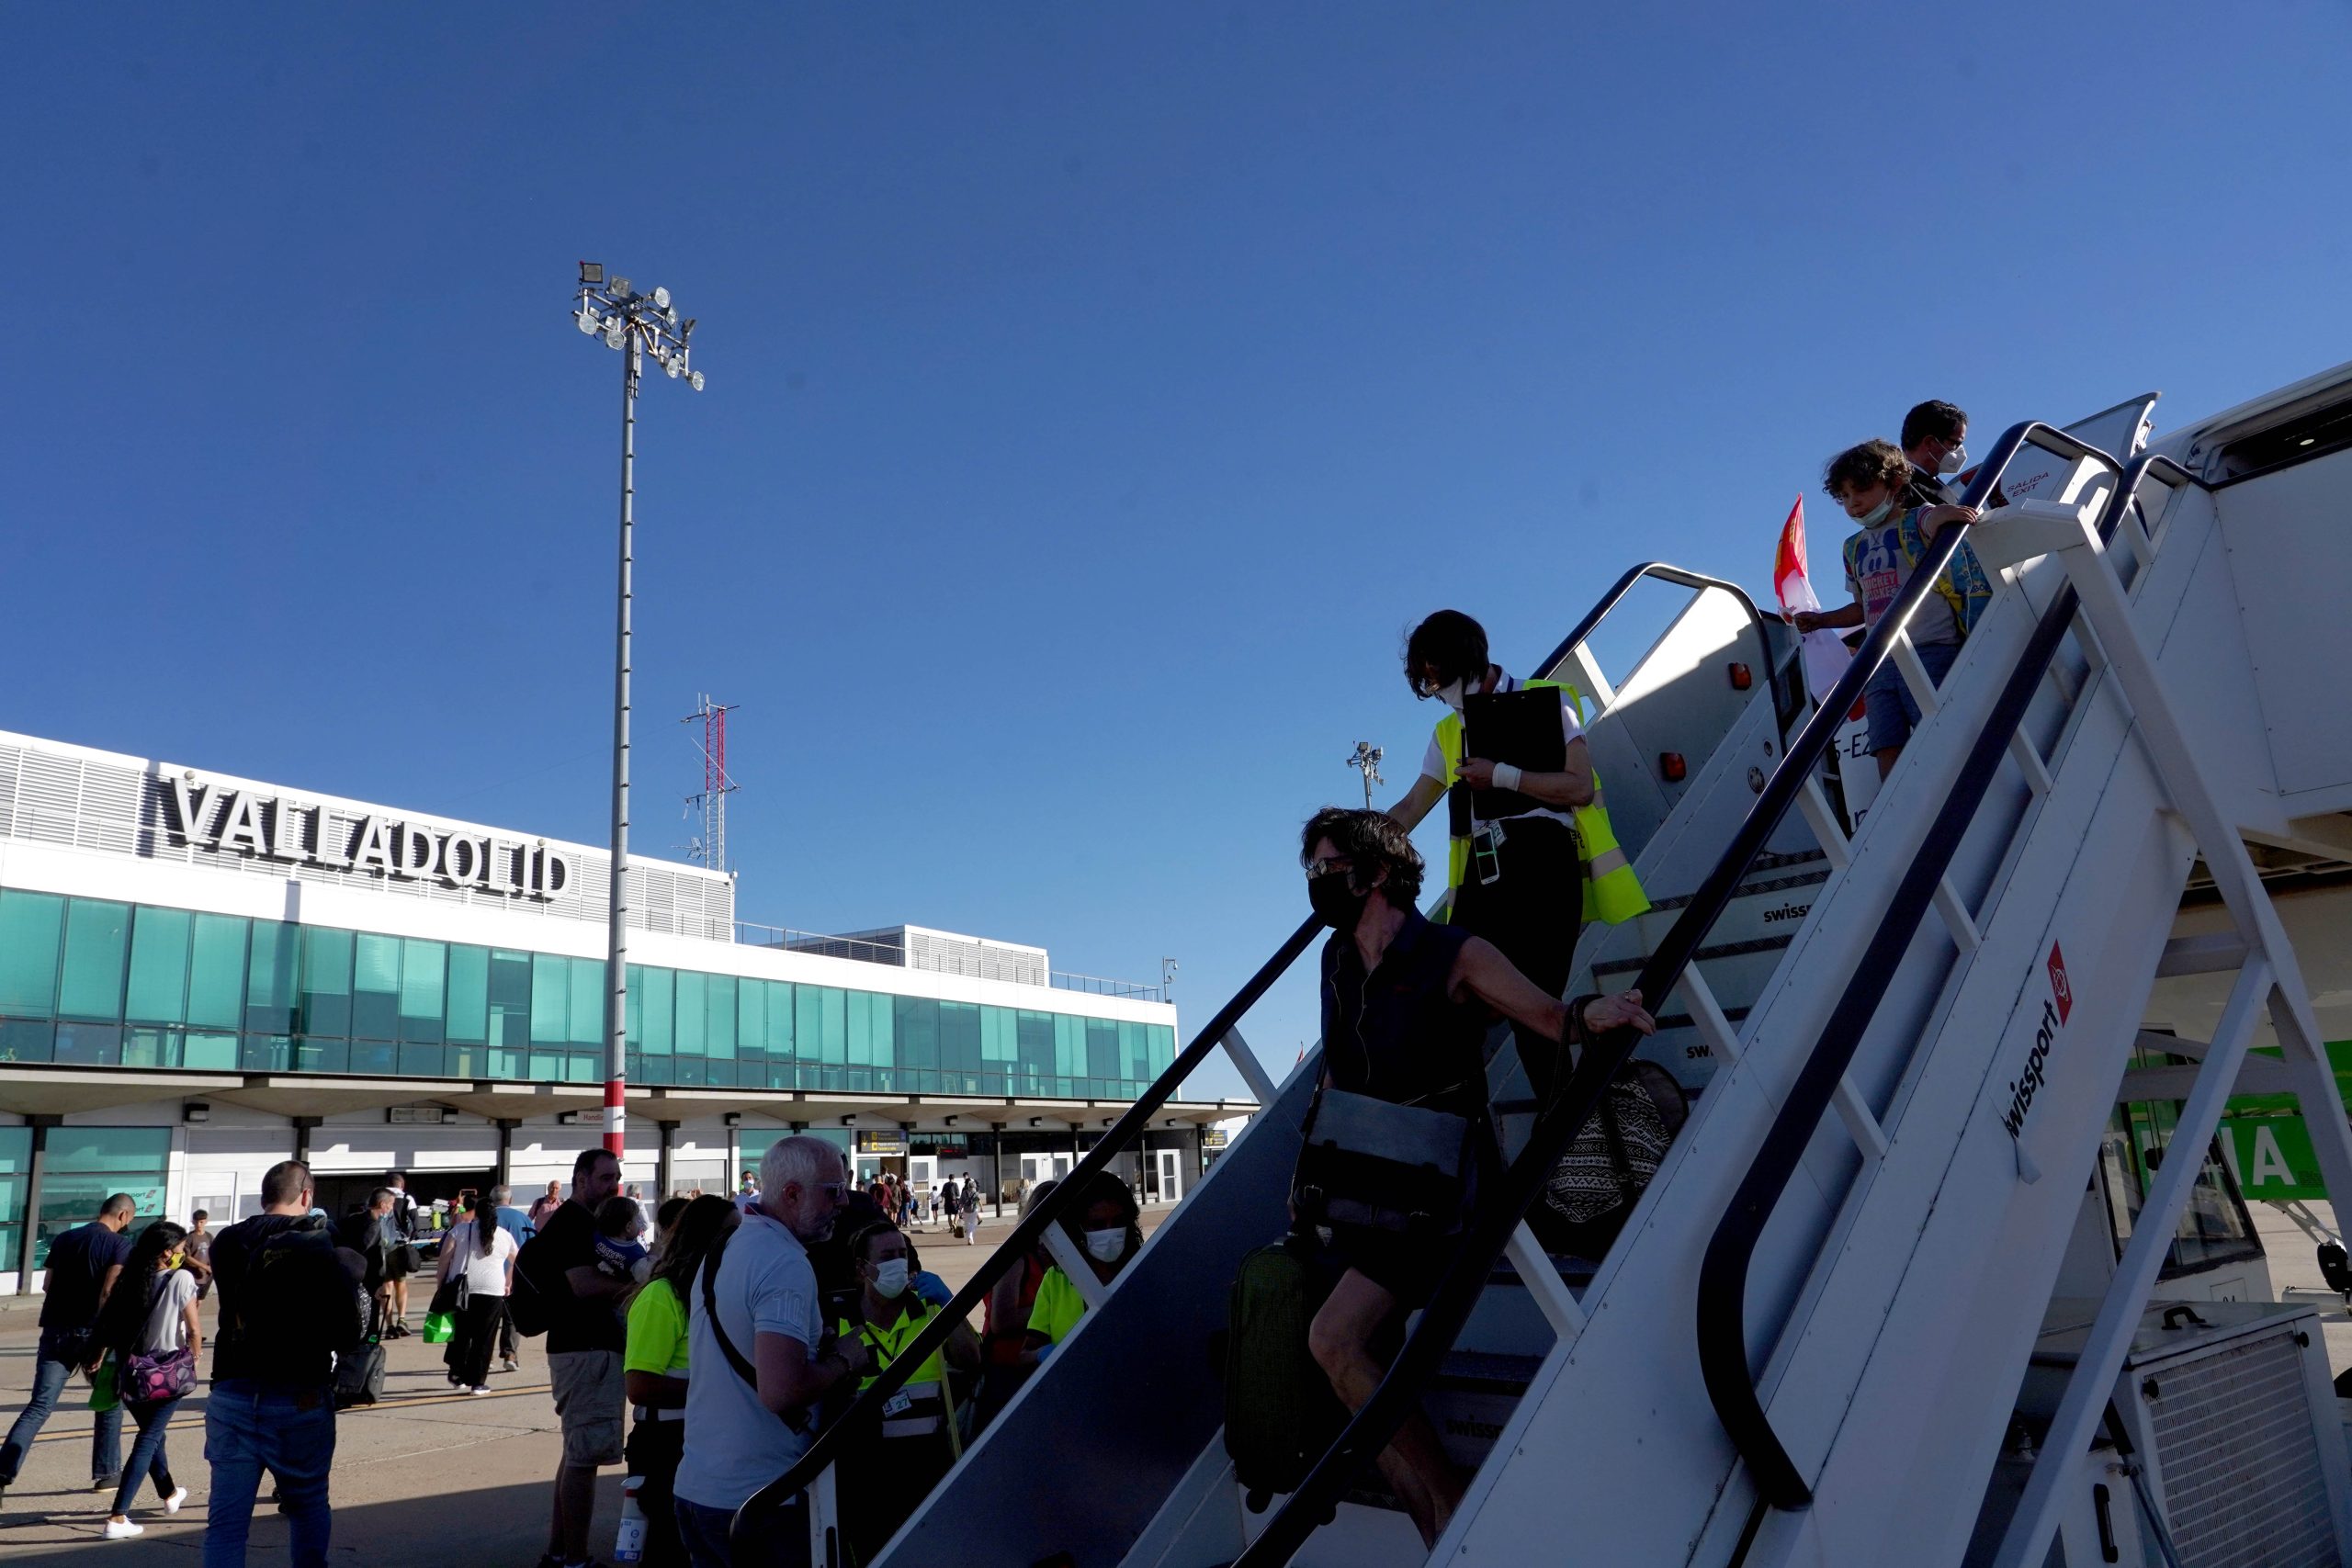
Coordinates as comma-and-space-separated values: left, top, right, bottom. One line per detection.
206, 1159, 367, 1567
515, 1146, 630, 1568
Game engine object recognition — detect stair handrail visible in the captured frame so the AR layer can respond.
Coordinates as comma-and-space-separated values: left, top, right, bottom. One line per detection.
1230, 422, 2122, 1568
734, 913, 1325, 1546
1695, 450, 2200, 1510
1531, 561, 1805, 735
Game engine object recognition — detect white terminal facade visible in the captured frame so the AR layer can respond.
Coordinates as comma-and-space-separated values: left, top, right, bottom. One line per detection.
0, 729, 1231, 1287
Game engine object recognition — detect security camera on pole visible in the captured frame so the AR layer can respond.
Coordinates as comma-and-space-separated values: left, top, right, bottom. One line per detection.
572, 261, 704, 1157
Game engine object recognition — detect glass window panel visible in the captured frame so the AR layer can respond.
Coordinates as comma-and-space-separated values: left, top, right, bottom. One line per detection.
488, 950, 532, 1050
797, 987, 844, 1065
639, 967, 673, 1055
0, 1018, 52, 1063
300, 927, 353, 1039
242, 1033, 293, 1072
675, 972, 707, 1056
184, 1030, 237, 1071
569, 960, 604, 1047
124, 907, 191, 1024
846, 993, 876, 1067
527, 1051, 566, 1082
47, 1126, 171, 1175
446, 945, 489, 1044
352, 933, 401, 1041
187, 915, 248, 1030
1086, 1019, 1120, 1081
942, 1002, 980, 1074
894, 997, 938, 1070
1054, 1014, 1080, 1079
531, 955, 571, 1045
54, 1021, 122, 1066
707, 976, 737, 1059
245, 919, 300, 1034
737, 980, 765, 1058
1150, 1024, 1176, 1077
122, 1025, 181, 1067
0, 889, 65, 1016
398, 1042, 447, 1077
1017, 1012, 1055, 1079
399, 939, 446, 1044
348, 1042, 395, 1075
58, 899, 131, 1021
764, 981, 794, 1056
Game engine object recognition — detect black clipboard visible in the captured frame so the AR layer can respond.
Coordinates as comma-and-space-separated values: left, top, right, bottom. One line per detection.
1453, 686, 1566, 825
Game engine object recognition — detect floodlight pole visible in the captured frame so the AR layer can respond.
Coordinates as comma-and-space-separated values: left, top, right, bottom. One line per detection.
604, 333, 640, 1159
573, 263, 702, 1162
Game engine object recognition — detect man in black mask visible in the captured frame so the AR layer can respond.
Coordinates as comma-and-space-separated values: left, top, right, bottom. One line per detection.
1295, 807, 1654, 1548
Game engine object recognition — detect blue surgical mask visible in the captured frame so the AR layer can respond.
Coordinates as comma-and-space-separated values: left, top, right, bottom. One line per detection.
1857, 497, 1895, 528
871, 1258, 910, 1299
1084, 1227, 1128, 1264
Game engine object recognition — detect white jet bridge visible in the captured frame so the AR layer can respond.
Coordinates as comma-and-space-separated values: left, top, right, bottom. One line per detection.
736, 362, 2352, 1568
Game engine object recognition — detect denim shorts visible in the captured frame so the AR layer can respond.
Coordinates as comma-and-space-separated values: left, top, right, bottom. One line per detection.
1862, 639, 1961, 752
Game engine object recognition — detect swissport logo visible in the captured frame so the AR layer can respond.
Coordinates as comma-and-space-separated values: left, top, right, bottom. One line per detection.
2001, 942, 2072, 1142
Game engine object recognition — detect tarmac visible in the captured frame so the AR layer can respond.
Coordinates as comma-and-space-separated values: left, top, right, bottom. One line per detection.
0, 1201, 2342, 1564
0, 1204, 1169, 1565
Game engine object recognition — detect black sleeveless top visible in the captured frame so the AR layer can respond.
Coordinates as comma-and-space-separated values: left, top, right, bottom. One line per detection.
1318, 910, 1490, 1120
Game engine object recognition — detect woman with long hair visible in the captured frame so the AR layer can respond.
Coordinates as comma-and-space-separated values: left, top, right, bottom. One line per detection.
1023, 1171, 1141, 1357
625, 1193, 738, 1568
435, 1189, 517, 1394
93, 1220, 198, 1538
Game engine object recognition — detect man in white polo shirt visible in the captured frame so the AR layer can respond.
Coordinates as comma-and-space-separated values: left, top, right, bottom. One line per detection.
674, 1136, 870, 1568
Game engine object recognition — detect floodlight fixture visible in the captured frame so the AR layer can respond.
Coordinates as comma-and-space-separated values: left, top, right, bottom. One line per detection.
577, 310, 600, 335
579, 261, 604, 286
689, 370, 705, 392
664, 356, 682, 379
651, 286, 671, 309
609, 276, 631, 299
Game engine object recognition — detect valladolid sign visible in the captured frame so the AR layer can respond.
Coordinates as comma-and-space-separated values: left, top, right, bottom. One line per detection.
162, 773, 573, 900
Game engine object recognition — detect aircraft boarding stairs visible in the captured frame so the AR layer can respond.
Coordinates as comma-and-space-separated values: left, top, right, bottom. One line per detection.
744, 398, 2352, 1568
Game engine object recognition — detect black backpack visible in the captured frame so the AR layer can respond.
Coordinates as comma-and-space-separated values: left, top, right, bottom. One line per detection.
219, 1217, 358, 1379
507, 1230, 558, 1338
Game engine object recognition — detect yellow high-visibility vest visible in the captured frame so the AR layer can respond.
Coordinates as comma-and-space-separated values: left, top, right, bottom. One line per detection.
1432, 679, 1650, 925
839, 1303, 949, 1438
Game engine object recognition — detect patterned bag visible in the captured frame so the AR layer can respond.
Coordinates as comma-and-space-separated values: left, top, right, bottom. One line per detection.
1537, 1061, 1690, 1247
125, 1345, 196, 1404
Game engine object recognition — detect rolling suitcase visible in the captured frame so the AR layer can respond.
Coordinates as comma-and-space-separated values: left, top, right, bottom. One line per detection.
1223, 1235, 1347, 1511
334, 1336, 386, 1408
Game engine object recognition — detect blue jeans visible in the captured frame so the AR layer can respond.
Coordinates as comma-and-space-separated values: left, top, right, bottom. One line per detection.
203, 1381, 335, 1567
1862, 638, 1961, 753
0, 1332, 124, 1484
111, 1393, 184, 1514
676, 1495, 809, 1568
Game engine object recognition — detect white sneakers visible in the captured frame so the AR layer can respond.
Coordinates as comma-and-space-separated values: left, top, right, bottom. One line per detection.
163, 1486, 188, 1513
103, 1519, 143, 1540
470, 1385, 492, 1396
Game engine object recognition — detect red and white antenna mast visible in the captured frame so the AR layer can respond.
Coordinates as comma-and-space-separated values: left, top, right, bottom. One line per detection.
683, 694, 740, 873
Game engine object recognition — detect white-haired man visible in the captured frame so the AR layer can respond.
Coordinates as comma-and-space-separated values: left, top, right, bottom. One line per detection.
674, 1135, 867, 1568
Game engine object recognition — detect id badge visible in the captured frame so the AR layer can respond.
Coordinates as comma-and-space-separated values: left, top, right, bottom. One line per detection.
882, 1389, 914, 1418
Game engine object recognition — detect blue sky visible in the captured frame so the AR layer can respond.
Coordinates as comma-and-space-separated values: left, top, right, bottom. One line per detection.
5, 5, 2346, 1101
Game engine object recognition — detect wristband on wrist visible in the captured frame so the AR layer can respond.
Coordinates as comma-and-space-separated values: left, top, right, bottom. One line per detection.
1492, 762, 1522, 792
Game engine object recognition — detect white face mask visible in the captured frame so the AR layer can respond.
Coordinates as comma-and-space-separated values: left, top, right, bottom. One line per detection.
1936, 442, 1966, 476
1083, 1227, 1127, 1264
1856, 496, 1895, 528
870, 1258, 910, 1299
1434, 679, 1467, 712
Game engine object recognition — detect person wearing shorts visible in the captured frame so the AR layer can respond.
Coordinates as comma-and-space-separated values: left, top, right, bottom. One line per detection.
523, 1148, 630, 1568
1294, 809, 1655, 1548
1792, 438, 1979, 780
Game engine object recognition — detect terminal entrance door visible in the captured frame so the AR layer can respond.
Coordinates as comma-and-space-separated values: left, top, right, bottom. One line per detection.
1150, 1148, 1182, 1204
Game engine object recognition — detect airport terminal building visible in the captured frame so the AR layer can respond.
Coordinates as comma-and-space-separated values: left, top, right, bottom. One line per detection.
0, 728, 1230, 1288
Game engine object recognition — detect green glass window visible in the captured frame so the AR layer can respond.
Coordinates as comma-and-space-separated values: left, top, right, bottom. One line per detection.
187, 915, 247, 1030
942, 1002, 980, 1076
400, 939, 446, 1044
568, 960, 604, 1047
894, 996, 937, 1070
639, 966, 673, 1055
980, 1007, 1015, 1064
35, 1127, 169, 1269
184, 1031, 238, 1071
0, 1126, 29, 1276
1086, 1018, 1119, 1082
353, 933, 401, 1041
531, 955, 571, 1045
1150, 1023, 1176, 1078
1054, 1014, 1081, 1079
245, 919, 300, 1034
446, 945, 489, 1044
57, 899, 131, 1021
707, 976, 738, 1060
124, 907, 191, 1024
488, 950, 531, 1049
798, 987, 844, 1065
300, 927, 353, 1038
1017, 1011, 1055, 1084
0, 890, 65, 1016
763, 981, 794, 1056
737, 980, 766, 1059
675, 972, 707, 1056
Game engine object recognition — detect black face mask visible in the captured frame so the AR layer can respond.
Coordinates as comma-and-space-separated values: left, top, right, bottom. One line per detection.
1308, 874, 1370, 932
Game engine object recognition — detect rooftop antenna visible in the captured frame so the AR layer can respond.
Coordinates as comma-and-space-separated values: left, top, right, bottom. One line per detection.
683, 694, 740, 872
1346, 741, 1385, 810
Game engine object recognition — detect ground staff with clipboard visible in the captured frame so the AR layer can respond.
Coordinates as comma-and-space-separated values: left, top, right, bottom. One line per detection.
1383, 610, 1650, 1092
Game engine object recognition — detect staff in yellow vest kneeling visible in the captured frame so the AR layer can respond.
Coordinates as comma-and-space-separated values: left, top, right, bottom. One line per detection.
836, 1221, 980, 1563
1385, 610, 1650, 1090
